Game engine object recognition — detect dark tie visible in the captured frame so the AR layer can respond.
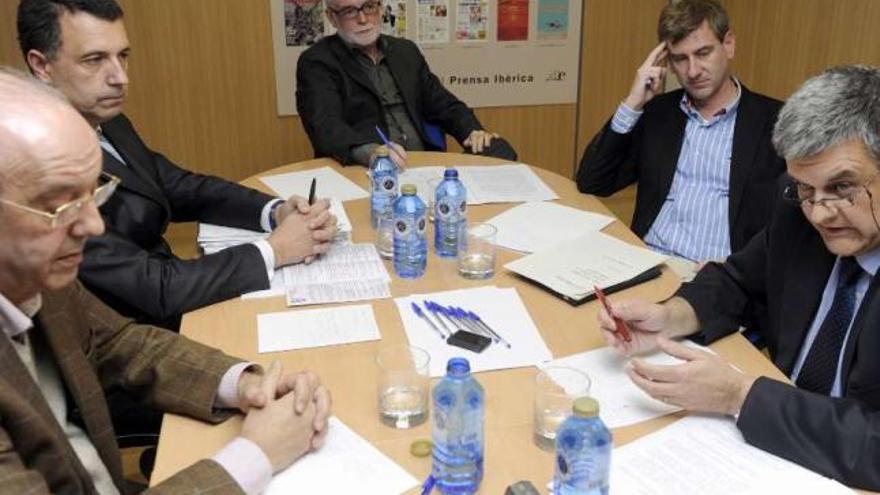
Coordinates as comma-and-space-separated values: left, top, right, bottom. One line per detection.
796, 257, 863, 395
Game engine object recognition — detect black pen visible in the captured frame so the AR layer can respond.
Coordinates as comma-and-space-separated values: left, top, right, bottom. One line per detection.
308, 177, 317, 205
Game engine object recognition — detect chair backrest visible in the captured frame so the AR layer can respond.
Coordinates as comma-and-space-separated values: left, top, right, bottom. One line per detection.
422, 121, 447, 151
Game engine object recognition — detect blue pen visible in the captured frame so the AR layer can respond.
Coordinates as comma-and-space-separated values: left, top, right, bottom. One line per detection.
466, 310, 512, 349
375, 125, 392, 147
447, 307, 488, 337
428, 302, 462, 332
412, 302, 445, 339
424, 300, 452, 334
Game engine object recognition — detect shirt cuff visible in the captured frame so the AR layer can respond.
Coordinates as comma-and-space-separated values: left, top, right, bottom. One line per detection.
261, 199, 284, 232
351, 143, 379, 166
215, 362, 260, 410
251, 239, 276, 283
212, 436, 273, 495
610, 102, 644, 134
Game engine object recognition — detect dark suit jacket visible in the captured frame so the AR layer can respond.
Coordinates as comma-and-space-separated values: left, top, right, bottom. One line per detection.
577, 85, 785, 254
677, 198, 880, 490
80, 114, 274, 330
0, 281, 244, 494
296, 34, 499, 165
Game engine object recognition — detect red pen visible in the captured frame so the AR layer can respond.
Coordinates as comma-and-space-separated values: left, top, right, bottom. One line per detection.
594, 286, 632, 343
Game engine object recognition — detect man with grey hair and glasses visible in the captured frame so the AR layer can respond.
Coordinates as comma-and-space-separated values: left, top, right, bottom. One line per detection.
296, 0, 517, 169
592, 65, 880, 490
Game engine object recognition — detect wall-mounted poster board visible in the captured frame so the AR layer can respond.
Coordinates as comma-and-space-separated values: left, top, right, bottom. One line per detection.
270, 0, 583, 116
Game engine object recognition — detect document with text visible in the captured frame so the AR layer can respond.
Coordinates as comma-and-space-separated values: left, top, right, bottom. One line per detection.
257, 304, 380, 353
283, 243, 391, 306
612, 415, 854, 494
398, 163, 557, 205
265, 417, 418, 495
486, 201, 615, 253
504, 231, 667, 300
260, 166, 368, 202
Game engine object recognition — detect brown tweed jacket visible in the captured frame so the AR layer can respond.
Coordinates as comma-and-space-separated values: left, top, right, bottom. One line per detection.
0, 280, 246, 494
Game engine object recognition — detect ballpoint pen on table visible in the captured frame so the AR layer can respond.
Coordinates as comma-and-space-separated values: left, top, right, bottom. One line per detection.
593, 285, 632, 342
450, 307, 489, 337
412, 302, 446, 339
424, 300, 451, 335
307, 177, 317, 205
427, 301, 460, 332
464, 310, 512, 349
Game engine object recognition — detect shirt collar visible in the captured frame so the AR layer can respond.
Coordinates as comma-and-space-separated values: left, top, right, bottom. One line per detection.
679, 77, 742, 124
855, 247, 880, 277
0, 292, 41, 340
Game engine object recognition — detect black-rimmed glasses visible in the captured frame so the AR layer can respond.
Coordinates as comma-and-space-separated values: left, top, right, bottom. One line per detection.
0, 172, 120, 228
328, 0, 381, 20
782, 172, 879, 210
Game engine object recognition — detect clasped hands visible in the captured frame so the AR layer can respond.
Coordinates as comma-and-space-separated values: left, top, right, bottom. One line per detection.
268, 195, 338, 267
238, 362, 332, 472
597, 298, 756, 416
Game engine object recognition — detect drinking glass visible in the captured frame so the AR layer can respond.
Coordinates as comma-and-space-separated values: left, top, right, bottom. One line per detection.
376, 345, 430, 428
458, 223, 497, 279
533, 366, 592, 450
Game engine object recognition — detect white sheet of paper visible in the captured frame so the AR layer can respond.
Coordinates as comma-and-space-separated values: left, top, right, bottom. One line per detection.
264, 417, 418, 495
282, 243, 391, 306
260, 166, 368, 202
398, 166, 445, 204
257, 304, 380, 353
460, 164, 558, 204
486, 202, 615, 253
504, 231, 667, 300
539, 342, 713, 428
395, 286, 553, 377
611, 415, 855, 495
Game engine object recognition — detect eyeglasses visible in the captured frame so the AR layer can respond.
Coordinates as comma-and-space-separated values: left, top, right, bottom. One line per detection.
782, 172, 879, 210
0, 172, 120, 228
328, 0, 381, 20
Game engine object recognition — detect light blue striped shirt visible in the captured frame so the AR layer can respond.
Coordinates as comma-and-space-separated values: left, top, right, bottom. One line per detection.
611, 81, 742, 261
790, 251, 880, 397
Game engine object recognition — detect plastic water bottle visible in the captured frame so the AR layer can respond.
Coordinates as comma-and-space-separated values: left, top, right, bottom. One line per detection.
392, 184, 427, 278
434, 168, 467, 258
552, 397, 612, 495
432, 357, 484, 495
370, 146, 398, 229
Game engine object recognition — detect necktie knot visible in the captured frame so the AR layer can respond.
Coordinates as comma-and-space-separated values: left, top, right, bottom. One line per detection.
837, 257, 862, 289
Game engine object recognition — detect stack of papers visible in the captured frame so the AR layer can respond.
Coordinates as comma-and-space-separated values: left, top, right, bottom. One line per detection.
394, 286, 553, 377
538, 341, 711, 428
259, 166, 368, 202
485, 202, 615, 253
197, 198, 352, 255
257, 304, 380, 353
265, 417, 418, 495
611, 415, 854, 494
505, 231, 667, 302
399, 163, 558, 205
283, 243, 391, 306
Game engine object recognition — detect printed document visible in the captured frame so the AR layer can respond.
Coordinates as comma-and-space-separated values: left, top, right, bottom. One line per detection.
398, 164, 557, 205
265, 417, 418, 495
486, 201, 615, 253
260, 166, 368, 202
257, 304, 380, 353
612, 415, 854, 494
504, 231, 667, 300
539, 341, 712, 428
395, 286, 553, 377
282, 243, 391, 306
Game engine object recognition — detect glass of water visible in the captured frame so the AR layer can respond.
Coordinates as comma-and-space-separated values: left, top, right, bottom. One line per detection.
376, 345, 430, 429
533, 366, 591, 451
376, 214, 394, 260
458, 223, 497, 279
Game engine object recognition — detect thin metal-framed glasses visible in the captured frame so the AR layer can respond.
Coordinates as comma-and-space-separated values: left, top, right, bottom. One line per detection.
328, 0, 381, 20
0, 172, 120, 228
782, 172, 879, 210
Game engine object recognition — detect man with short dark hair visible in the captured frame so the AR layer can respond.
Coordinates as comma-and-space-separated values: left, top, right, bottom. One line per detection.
0, 67, 331, 495
296, 0, 517, 169
597, 65, 880, 490
577, 0, 784, 267
17, 0, 339, 332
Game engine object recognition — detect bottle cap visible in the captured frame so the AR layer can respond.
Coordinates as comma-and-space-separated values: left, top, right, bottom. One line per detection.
401, 184, 417, 195
572, 397, 599, 417
409, 439, 432, 457
446, 357, 471, 375
444, 167, 459, 179
375, 146, 389, 157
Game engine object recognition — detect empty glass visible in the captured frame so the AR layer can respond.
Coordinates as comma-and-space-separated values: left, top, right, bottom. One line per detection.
458, 223, 497, 279
376, 345, 430, 429
533, 366, 592, 451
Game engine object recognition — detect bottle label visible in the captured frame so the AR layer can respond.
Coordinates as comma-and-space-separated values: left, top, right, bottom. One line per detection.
394, 214, 427, 240
373, 172, 398, 196
436, 197, 467, 221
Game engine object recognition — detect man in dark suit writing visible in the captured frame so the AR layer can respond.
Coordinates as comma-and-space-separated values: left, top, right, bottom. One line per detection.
296, 0, 516, 169
0, 67, 331, 495
577, 0, 784, 269
17, 0, 339, 331
598, 65, 880, 490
